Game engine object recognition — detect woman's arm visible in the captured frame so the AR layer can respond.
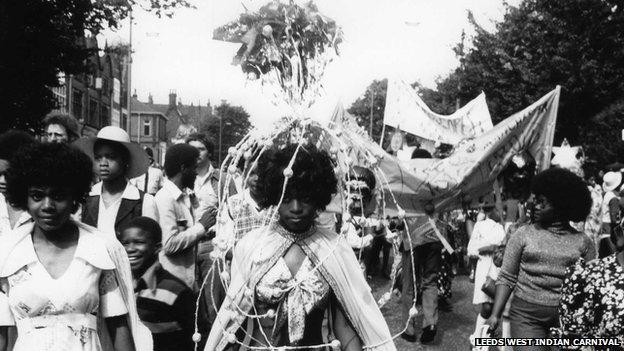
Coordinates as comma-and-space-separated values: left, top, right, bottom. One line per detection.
332, 303, 363, 351
105, 315, 135, 351
485, 284, 513, 333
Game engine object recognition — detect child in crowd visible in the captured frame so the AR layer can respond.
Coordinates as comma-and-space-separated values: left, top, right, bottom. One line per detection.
119, 216, 197, 351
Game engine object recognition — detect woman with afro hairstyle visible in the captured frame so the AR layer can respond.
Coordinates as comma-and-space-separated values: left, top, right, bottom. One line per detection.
485, 168, 596, 345
0, 142, 150, 351
205, 144, 396, 351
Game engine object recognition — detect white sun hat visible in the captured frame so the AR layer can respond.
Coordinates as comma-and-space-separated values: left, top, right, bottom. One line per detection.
74, 126, 149, 178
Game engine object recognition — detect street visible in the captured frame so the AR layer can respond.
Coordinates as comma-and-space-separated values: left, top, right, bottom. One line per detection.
371, 274, 477, 351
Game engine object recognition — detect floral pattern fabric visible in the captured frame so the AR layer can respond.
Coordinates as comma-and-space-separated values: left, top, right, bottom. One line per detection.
559, 254, 624, 347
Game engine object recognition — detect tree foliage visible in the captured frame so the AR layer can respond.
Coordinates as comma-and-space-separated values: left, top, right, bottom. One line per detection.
431, 0, 624, 169
199, 102, 252, 166
0, 0, 193, 133
347, 79, 387, 146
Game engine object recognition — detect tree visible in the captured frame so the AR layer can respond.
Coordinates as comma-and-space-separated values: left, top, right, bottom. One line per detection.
199, 102, 252, 166
347, 79, 387, 146
431, 0, 624, 169
0, 0, 193, 133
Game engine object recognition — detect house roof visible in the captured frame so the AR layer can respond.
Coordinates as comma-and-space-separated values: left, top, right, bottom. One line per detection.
131, 97, 169, 120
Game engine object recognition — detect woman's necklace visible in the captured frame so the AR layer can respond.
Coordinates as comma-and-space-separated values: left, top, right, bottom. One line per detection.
275, 223, 317, 243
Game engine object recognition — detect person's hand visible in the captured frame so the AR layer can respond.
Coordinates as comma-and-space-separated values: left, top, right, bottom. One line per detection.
205, 227, 216, 241
485, 315, 501, 337
198, 207, 218, 231
362, 234, 374, 247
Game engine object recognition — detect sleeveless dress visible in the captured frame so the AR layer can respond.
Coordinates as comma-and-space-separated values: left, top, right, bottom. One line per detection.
0, 229, 127, 351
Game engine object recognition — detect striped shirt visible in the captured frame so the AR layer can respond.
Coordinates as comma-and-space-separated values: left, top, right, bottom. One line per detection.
134, 262, 197, 351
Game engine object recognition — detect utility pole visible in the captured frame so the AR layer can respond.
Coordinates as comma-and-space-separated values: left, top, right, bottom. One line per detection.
369, 88, 375, 139
126, 8, 133, 132
455, 30, 466, 111
218, 114, 222, 166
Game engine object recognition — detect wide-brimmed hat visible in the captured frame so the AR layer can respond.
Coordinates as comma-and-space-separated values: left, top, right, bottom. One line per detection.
602, 171, 622, 192
73, 126, 149, 178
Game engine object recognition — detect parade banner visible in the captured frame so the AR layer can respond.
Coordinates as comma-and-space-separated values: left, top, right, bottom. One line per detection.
331, 86, 560, 215
383, 79, 493, 144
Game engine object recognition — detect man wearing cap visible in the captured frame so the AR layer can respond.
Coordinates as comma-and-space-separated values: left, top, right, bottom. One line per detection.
43, 113, 80, 143
599, 171, 622, 257
75, 126, 159, 238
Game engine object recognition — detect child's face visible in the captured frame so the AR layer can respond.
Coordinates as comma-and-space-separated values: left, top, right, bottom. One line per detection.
120, 227, 159, 275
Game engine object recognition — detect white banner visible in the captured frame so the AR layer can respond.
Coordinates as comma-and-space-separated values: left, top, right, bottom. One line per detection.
383, 79, 493, 144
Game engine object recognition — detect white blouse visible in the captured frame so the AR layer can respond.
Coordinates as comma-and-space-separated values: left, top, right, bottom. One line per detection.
0, 228, 127, 351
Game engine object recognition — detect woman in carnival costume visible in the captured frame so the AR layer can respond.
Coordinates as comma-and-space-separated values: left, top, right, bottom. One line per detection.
0, 142, 150, 351
205, 143, 396, 350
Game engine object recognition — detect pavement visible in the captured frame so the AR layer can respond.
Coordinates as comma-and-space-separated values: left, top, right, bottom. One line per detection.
370, 273, 478, 351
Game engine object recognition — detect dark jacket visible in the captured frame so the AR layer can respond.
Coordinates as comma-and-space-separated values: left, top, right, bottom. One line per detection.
81, 182, 151, 236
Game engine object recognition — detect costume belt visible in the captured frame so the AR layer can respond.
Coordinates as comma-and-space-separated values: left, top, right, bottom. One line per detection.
16, 313, 98, 332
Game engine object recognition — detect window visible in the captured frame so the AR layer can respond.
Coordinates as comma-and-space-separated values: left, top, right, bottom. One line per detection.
100, 105, 110, 127
72, 89, 83, 120
143, 118, 151, 136
89, 98, 98, 126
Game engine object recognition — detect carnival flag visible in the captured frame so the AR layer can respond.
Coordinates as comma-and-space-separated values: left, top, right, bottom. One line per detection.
383, 79, 493, 144
330, 86, 560, 215
383, 86, 560, 214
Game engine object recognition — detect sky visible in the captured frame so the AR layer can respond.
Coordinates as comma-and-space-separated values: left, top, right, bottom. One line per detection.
102, 0, 517, 127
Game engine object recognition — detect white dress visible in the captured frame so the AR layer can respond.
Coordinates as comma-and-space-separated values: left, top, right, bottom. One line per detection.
0, 229, 128, 351
467, 218, 506, 304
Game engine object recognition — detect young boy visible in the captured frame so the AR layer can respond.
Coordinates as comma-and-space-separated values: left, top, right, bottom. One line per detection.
119, 216, 197, 351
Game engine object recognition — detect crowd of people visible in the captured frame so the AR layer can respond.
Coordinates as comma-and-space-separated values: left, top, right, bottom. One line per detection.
0, 113, 623, 351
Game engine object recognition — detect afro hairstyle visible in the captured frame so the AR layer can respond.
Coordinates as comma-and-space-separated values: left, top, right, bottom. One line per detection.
0, 130, 36, 162
6, 142, 93, 210
531, 167, 592, 222
255, 143, 337, 211
164, 143, 199, 178
43, 113, 80, 140
121, 216, 162, 244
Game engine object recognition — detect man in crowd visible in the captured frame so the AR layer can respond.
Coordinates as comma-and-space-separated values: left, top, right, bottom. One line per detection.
42, 113, 80, 143
185, 133, 222, 331
401, 202, 444, 344
186, 133, 219, 216
130, 147, 165, 196
155, 143, 217, 288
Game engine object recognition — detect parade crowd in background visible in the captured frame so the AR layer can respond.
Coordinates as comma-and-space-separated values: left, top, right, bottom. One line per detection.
0, 113, 623, 351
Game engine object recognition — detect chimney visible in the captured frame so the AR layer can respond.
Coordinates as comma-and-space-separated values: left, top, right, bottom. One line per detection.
132, 89, 137, 99
148, 93, 153, 105
169, 90, 177, 108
